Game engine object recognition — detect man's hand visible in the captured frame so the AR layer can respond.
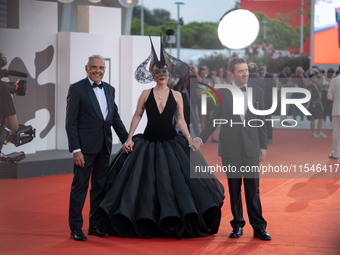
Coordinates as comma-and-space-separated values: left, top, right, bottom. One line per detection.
73, 151, 85, 168
259, 149, 267, 162
187, 136, 192, 148
191, 137, 203, 152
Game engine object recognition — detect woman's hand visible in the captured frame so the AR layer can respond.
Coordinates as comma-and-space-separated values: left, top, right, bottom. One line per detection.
122, 139, 134, 154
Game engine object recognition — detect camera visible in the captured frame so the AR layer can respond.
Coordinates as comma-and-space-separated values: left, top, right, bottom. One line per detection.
0, 52, 27, 96
0, 52, 36, 163
0, 124, 36, 163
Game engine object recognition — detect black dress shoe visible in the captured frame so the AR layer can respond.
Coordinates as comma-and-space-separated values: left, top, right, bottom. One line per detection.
229, 227, 243, 238
211, 138, 219, 143
253, 230, 271, 240
328, 154, 338, 160
88, 227, 110, 237
70, 229, 87, 241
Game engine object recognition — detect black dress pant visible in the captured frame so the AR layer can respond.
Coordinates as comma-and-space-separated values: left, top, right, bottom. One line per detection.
222, 153, 267, 232
69, 147, 110, 231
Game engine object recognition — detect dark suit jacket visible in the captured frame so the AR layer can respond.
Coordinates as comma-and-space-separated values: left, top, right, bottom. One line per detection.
199, 83, 267, 158
65, 78, 128, 154
262, 73, 276, 111
249, 73, 265, 90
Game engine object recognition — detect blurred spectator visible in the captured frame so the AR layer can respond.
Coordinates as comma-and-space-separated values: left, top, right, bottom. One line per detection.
245, 43, 257, 59
248, 62, 264, 88
231, 52, 239, 59
257, 42, 267, 57
259, 63, 276, 144
174, 72, 191, 129
321, 68, 334, 123
214, 67, 230, 85
267, 43, 276, 57
197, 66, 212, 129
188, 65, 203, 135
201, 65, 211, 79
291, 66, 309, 123
278, 63, 294, 124
306, 73, 327, 138
209, 71, 217, 86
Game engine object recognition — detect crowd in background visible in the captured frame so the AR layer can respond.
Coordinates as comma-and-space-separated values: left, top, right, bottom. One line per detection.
244, 41, 282, 59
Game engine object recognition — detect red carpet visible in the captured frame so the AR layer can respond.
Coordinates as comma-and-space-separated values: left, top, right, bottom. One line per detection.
1, 129, 340, 255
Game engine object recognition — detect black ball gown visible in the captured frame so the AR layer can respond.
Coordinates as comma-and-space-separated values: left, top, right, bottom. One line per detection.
99, 89, 225, 239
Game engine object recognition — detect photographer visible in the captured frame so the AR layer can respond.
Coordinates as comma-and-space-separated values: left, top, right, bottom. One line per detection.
0, 52, 18, 132
0, 82, 19, 132
0, 52, 35, 163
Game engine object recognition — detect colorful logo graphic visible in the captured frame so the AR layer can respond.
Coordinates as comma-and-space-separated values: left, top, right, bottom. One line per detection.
196, 81, 223, 106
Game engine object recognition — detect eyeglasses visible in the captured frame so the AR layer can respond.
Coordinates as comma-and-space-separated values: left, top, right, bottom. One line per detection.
152, 68, 169, 77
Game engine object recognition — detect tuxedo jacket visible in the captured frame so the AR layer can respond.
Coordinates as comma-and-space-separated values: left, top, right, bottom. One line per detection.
199, 83, 267, 158
65, 78, 128, 154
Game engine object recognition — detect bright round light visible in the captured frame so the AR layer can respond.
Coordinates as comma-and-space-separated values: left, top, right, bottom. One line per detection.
217, 9, 259, 50
58, 0, 74, 3
118, 0, 139, 8
88, 0, 102, 3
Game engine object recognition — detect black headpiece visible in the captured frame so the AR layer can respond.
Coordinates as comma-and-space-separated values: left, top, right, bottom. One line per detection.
134, 35, 189, 84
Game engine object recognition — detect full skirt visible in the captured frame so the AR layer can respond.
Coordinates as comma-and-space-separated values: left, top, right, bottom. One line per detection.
99, 134, 225, 239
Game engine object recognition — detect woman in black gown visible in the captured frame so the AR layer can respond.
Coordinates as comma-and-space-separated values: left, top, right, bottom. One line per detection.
99, 37, 224, 239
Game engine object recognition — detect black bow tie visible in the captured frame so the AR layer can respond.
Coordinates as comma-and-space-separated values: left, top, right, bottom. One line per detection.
240, 86, 246, 92
93, 83, 103, 89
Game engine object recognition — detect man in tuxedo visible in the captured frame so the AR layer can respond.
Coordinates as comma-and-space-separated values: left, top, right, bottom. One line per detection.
192, 57, 271, 240
248, 62, 264, 89
328, 65, 340, 159
66, 55, 128, 241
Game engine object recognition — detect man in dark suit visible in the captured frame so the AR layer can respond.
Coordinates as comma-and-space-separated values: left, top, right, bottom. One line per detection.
248, 62, 264, 89
192, 57, 271, 240
66, 55, 128, 241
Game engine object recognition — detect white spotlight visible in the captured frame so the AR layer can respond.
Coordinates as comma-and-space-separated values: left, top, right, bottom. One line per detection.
217, 9, 259, 50
118, 0, 139, 8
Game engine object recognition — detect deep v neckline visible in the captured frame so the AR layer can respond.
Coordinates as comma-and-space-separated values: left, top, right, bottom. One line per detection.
152, 88, 171, 115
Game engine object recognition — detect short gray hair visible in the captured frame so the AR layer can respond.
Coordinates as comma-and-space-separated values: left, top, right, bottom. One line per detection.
87, 55, 105, 67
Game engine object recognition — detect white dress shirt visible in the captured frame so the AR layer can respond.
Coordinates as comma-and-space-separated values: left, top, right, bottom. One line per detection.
232, 81, 248, 120
89, 78, 108, 120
